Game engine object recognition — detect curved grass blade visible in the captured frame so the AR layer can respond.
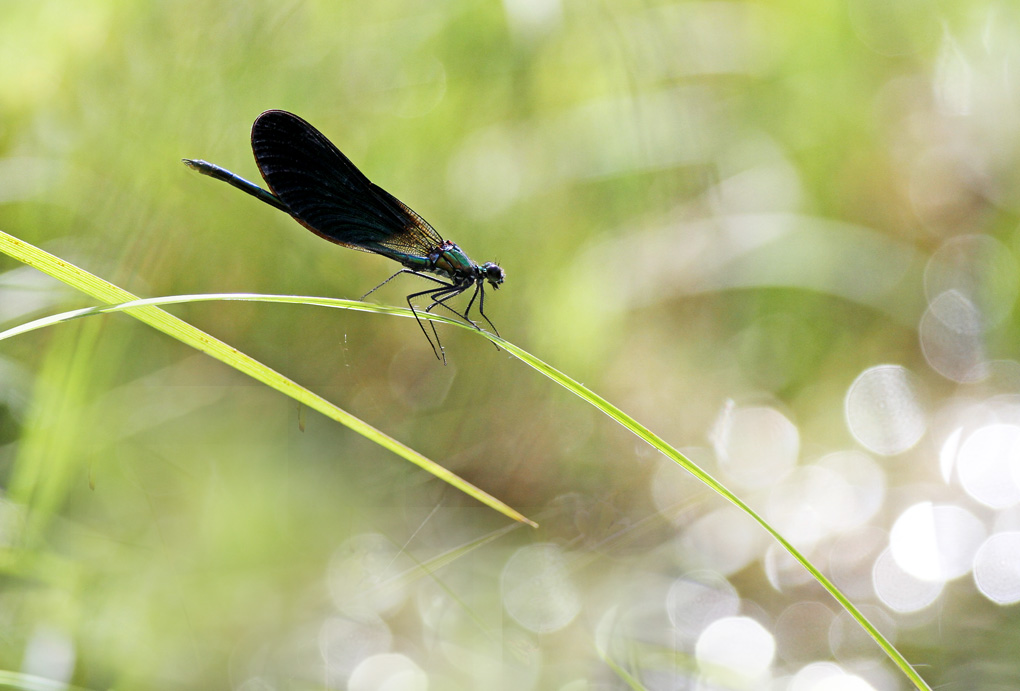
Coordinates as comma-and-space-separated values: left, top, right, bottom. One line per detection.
0, 229, 536, 528
0, 294, 478, 346
481, 335, 931, 691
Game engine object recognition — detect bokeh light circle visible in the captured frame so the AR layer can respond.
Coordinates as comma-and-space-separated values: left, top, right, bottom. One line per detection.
788, 661, 878, 691
774, 601, 834, 664
973, 531, 1020, 604
695, 616, 775, 683
712, 403, 799, 488
651, 451, 713, 523
829, 605, 897, 662
919, 291, 988, 382
501, 543, 581, 634
817, 451, 886, 529
872, 547, 943, 613
956, 423, 1020, 508
348, 653, 427, 691
764, 542, 816, 591
319, 614, 393, 682
845, 365, 926, 455
766, 465, 856, 548
666, 571, 740, 642
327, 533, 412, 616
828, 527, 887, 601
924, 234, 1019, 328
889, 502, 986, 581
680, 506, 764, 575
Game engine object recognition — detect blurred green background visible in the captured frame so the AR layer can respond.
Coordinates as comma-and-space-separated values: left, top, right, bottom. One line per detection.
2, 0, 1020, 689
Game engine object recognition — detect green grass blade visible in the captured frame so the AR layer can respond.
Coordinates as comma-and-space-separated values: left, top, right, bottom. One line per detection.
0, 293, 453, 342
0, 229, 536, 528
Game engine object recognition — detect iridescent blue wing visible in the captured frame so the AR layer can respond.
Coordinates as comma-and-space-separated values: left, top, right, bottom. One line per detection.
251, 110, 444, 257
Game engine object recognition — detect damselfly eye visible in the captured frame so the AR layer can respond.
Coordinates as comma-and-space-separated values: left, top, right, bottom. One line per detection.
482, 262, 505, 287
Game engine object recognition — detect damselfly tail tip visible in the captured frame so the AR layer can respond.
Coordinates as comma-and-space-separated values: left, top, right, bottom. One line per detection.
182, 159, 212, 174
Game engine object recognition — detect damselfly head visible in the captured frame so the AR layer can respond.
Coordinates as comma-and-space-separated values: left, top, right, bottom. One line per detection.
482, 262, 505, 289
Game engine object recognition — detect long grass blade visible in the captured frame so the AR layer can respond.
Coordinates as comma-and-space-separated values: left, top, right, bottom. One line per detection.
484, 335, 931, 690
